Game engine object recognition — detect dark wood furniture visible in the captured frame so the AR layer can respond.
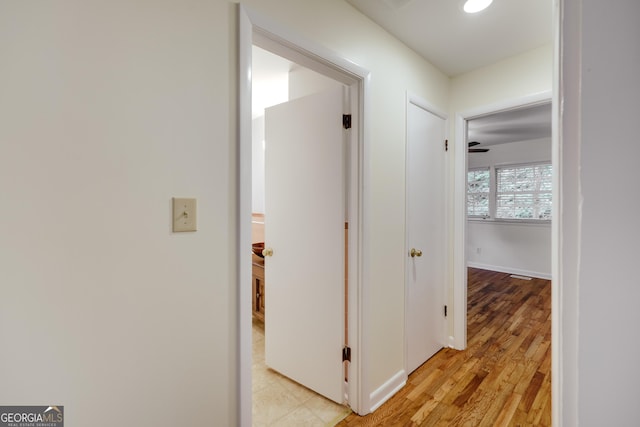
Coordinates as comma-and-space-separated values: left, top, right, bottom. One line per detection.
252, 253, 265, 322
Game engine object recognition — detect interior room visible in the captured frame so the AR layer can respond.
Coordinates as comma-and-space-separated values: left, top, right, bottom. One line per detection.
2, 0, 640, 426
466, 103, 552, 280
250, 46, 352, 425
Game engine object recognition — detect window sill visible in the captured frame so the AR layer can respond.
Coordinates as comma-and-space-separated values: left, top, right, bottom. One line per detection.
467, 217, 551, 227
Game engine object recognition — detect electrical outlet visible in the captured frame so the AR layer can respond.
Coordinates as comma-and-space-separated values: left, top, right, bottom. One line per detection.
476, 247, 481, 255
173, 198, 197, 232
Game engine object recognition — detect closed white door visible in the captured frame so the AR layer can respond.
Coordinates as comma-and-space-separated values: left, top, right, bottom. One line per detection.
406, 98, 446, 374
264, 86, 346, 403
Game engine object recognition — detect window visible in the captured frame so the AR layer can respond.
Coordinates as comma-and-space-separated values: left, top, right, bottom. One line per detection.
496, 163, 552, 220
467, 162, 552, 221
467, 168, 490, 217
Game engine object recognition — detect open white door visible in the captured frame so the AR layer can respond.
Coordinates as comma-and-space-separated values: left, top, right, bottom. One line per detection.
406, 98, 446, 374
264, 86, 346, 404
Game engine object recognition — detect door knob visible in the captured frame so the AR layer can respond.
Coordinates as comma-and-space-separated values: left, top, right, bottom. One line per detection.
262, 247, 274, 257
410, 248, 423, 258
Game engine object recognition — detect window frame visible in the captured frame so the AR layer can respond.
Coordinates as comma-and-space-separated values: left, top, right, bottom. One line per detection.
495, 161, 552, 222
467, 161, 552, 224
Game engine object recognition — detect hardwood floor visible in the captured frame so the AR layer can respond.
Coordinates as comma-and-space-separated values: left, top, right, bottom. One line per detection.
337, 268, 551, 426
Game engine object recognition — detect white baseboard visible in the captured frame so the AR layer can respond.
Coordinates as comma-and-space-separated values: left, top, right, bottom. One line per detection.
368, 370, 406, 413
447, 335, 457, 349
467, 262, 551, 280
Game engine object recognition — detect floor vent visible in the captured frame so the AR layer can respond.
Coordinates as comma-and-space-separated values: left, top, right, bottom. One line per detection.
510, 274, 532, 281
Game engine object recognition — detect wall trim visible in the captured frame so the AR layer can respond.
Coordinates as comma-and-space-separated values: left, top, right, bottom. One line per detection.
368, 370, 407, 413
553, 0, 578, 425
467, 262, 551, 280
407, 92, 448, 120
447, 336, 456, 348
468, 218, 551, 228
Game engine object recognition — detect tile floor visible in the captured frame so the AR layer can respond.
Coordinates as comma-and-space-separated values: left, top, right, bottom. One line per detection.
252, 319, 352, 426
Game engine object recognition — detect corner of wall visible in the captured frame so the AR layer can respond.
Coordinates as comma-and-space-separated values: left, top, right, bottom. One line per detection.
368, 370, 407, 413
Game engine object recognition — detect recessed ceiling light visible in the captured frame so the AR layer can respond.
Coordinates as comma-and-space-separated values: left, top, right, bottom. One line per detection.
463, 0, 493, 13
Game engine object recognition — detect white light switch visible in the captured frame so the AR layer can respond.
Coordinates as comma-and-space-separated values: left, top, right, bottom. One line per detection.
173, 198, 197, 232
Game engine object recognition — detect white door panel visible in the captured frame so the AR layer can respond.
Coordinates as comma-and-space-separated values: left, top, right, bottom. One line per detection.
406, 100, 446, 374
264, 86, 345, 403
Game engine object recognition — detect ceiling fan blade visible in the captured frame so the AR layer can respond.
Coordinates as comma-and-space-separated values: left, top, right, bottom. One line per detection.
468, 141, 481, 147
469, 148, 490, 153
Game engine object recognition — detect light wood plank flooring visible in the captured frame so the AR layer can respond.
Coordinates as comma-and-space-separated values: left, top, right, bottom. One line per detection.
338, 268, 551, 426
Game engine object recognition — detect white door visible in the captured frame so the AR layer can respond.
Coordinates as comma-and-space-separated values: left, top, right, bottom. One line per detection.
406, 99, 446, 374
264, 86, 345, 403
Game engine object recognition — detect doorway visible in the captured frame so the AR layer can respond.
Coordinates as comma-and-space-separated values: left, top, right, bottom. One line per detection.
466, 102, 552, 278
251, 46, 351, 424
452, 91, 553, 350
239, 6, 371, 425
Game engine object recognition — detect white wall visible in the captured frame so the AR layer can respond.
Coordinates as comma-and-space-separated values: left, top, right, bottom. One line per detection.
450, 44, 553, 113
0, 1, 236, 426
467, 221, 551, 278
467, 138, 551, 278
467, 137, 551, 169
252, 115, 266, 213
0, 0, 450, 423
448, 44, 553, 332
561, 0, 640, 425
288, 65, 341, 100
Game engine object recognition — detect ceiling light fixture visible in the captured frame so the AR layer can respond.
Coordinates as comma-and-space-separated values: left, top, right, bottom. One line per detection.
463, 0, 493, 13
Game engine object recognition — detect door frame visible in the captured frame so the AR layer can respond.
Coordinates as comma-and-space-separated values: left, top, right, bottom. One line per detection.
451, 90, 553, 351
404, 92, 448, 372
238, 5, 371, 425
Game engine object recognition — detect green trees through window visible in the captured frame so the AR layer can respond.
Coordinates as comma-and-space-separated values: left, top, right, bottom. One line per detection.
467, 163, 552, 220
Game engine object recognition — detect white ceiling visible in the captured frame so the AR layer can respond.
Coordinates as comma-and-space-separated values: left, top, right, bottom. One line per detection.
345, 0, 552, 77
467, 102, 551, 147
344, 0, 553, 146
253, 2, 553, 145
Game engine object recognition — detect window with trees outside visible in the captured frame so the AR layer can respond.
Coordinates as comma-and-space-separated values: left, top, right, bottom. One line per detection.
496, 163, 552, 220
467, 162, 552, 221
467, 168, 490, 218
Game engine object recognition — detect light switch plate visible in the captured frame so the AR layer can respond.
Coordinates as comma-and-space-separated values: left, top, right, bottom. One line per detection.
173, 198, 197, 232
